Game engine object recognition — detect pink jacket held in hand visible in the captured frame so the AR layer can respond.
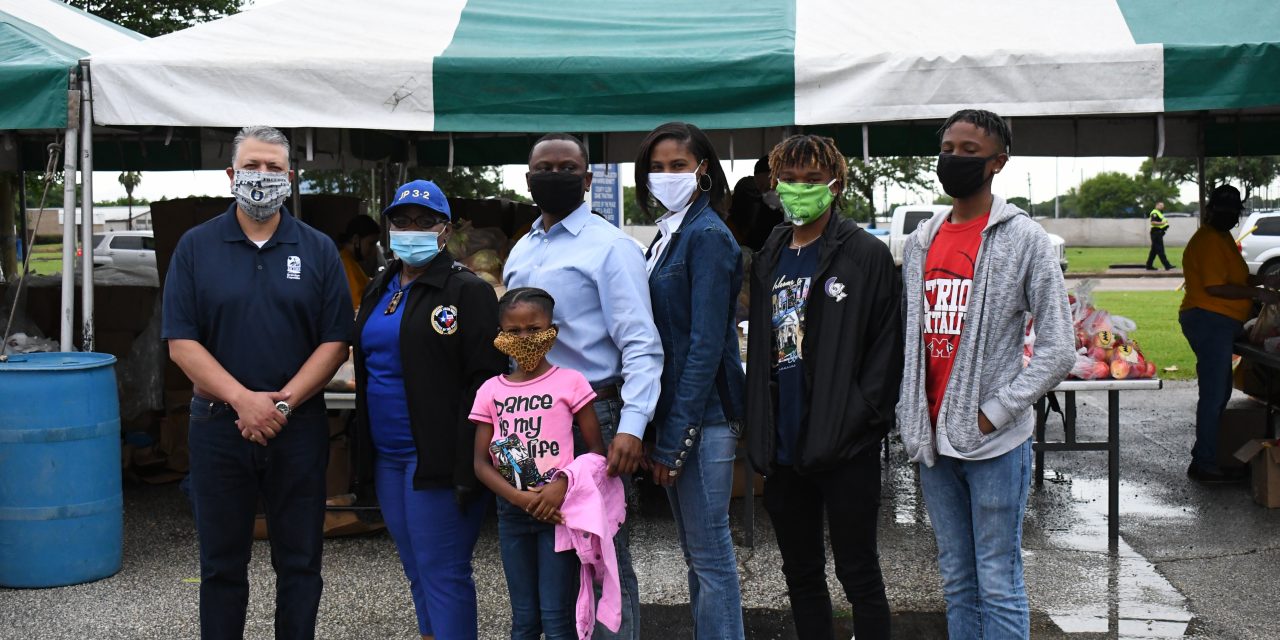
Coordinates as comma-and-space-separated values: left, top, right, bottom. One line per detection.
554, 452, 627, 639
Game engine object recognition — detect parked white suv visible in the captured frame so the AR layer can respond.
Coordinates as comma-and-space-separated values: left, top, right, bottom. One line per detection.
881, 205, 1068, 271
1238, 210, 1280, 276
90, 230, 156, 270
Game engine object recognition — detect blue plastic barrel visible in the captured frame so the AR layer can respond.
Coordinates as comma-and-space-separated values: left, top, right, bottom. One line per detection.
0, 352, 122, 588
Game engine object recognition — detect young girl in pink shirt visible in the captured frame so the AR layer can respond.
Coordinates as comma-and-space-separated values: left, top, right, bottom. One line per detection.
471, 287, 605, 639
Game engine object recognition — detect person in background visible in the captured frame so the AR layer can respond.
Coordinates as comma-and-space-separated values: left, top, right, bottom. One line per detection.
1146, 201, 1175, 271
1180, 185, 1280, 483
635, 121, 746, 638
336, 215, 381, 312
729, 157, 784, 251
744, 134, 901, 639
351, 179, 507, 640
163, 125, 351, 640
898, 109, 1075, 639
503, 133, 663, 640
472, 287, 605, 640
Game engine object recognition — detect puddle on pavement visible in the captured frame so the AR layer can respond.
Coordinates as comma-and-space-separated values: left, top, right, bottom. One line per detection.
1039, 472, 1195, 637
887, 455, 930, 526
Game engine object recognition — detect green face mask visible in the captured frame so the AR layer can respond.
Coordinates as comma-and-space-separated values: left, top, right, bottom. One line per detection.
776, 179, 838, 225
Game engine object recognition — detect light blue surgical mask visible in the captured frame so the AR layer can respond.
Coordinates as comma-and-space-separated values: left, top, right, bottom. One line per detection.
389, 230, 439, 267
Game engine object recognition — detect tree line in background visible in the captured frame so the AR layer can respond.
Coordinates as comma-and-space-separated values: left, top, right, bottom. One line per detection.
863, 155, 1280, 221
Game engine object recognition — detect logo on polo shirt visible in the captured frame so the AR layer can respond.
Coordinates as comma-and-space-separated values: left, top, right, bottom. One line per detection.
286, 256, 302, 280
431, 305, 458, 335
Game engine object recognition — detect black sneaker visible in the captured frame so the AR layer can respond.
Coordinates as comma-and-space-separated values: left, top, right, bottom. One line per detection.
1145, 266, 1158, 271
1187, 463, 1237, 484
1165, 265, 1177, 271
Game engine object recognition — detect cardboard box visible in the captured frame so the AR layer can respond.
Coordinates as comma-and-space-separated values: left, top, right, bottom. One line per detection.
1233, 439, 1280, 508
731, 458, 763, 498
1218, 400, 1269, 470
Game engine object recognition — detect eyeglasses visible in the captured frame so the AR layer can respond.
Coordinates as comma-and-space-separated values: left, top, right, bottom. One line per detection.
387, 214, 448, 230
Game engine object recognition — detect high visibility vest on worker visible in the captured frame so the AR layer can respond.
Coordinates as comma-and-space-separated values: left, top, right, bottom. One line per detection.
1149, 208, 1169, 231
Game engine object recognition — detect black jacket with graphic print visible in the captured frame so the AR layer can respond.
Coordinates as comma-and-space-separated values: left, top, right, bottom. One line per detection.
351, 250, 507, 494
745, 215, 904, 476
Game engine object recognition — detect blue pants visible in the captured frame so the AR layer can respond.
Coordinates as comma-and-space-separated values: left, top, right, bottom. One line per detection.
375, 453, 487, 638
664, 423, 744, 639
187, 398, 328, 640
1180, 307, 1245, 473
919, 439, 1033, 640
496, 497, 580, 640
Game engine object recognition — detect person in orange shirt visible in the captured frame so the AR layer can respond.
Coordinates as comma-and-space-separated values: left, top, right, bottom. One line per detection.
337, 215, 381, 312
1180, 185, 1280, 482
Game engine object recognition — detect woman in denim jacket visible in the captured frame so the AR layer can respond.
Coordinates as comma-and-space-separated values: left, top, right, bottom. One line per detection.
635, 121, 747, 639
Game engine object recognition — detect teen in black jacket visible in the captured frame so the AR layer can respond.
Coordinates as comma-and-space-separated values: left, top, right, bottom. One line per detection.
744, 195, 902, 476
743, 135, 902, 640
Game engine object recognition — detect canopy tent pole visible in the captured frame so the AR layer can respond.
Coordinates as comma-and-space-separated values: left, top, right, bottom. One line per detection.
16, 136, 27, 264
1196, 116, 1206, 225
60, 74, 80, 351
79, 63, 95, 352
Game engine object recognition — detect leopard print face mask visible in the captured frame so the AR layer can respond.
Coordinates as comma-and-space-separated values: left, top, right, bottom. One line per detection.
493, 326, 559, 373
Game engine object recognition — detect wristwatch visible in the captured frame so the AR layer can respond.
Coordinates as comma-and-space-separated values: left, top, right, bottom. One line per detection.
275, 401, 292, 417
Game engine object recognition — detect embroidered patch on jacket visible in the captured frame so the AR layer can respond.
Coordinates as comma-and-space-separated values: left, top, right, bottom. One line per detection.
824, 276, 847, 302
286, 256, 302, 280
431, 305, 459, 335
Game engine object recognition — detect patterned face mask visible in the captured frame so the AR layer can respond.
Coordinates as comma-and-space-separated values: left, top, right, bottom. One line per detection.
494, 326, 559, 373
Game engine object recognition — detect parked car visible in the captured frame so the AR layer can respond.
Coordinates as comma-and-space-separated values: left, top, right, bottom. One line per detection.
1238, 210, 1280, 276
880, 205, 1068, 272
88, 230, 156, 271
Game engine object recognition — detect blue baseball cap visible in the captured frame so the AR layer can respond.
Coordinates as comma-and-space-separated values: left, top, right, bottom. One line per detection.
382, 179, 451, 220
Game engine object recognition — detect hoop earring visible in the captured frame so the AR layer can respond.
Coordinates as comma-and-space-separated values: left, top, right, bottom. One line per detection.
698, 172, 712, 192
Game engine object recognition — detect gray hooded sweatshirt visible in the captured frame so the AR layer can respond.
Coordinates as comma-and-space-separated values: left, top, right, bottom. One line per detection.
897, 196, 1075, 468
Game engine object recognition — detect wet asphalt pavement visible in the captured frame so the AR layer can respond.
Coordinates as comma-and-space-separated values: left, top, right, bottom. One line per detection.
2, 381, 1278, 639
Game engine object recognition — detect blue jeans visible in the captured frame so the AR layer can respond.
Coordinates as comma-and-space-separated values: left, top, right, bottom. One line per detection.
496, 497, 580, 639
375, 453, 487, 639
575, 395, 641, 640
665, 423, 743, 638
919, 439, 1032, 640
1180, 308, 1244, 472
187, 397, 328, 640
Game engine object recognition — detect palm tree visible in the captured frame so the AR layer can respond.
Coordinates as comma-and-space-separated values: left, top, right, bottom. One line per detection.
118, 172, 142, 230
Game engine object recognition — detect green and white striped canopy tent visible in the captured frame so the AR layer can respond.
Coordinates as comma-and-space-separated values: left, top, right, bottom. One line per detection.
0, 0, 141, 131
88, 0, 1280, 164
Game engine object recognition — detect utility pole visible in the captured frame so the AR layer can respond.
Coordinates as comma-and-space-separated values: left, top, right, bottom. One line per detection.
1054, 157, 1060, 218
1027, 173, 1033, 216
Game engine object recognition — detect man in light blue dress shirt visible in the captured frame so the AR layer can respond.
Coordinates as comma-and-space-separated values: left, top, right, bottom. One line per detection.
504, 133, 662, 640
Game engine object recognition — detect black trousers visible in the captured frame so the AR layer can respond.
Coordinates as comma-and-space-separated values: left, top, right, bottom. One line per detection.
1147, 229, 1173, 269
763, 447, 890, 640
188, 398, 329, 640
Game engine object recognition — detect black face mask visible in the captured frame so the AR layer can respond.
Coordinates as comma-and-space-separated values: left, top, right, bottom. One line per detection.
936, 153, 1000, 199
528, 171, 585, 216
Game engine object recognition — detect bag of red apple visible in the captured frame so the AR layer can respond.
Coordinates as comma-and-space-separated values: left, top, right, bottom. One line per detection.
1070, 351, 1111, 380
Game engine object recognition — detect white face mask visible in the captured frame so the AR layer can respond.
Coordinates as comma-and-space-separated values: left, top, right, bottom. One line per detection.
232, 169, 291, 222
648, 160, 704, 212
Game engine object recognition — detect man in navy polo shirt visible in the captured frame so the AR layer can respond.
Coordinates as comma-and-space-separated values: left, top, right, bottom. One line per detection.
163, 125, 352, 640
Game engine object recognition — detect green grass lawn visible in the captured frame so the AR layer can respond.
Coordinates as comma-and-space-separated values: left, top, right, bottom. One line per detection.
1066, 246, 1184, 274
21, 243, 65, 276
1091, 290, 1193, 380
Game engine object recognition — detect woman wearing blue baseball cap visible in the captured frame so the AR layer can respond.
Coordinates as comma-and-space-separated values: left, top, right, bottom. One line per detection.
350, 179, 507, 639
